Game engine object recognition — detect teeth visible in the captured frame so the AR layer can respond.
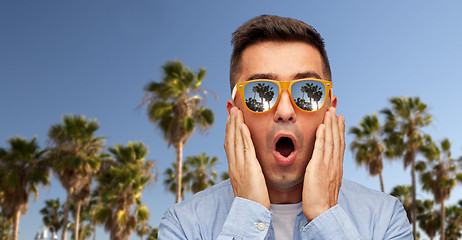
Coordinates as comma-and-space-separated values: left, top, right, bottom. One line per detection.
276, 137, 294, 157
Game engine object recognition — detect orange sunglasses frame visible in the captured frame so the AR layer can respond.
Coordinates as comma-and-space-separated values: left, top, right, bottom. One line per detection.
232, 78, 333, 113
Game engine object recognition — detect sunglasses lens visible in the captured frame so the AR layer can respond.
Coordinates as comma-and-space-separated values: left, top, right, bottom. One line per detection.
243, 81, 279, 112
291, 80, 326, 111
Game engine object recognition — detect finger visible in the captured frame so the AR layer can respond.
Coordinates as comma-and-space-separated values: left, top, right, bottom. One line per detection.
224, 108, 235, 148
331, 108, 341, 167
240, 123, 258, 169
308, 123, 325, 171
338, 114, 346, 179
338, 115, 346, 159
234, 109, 245, 169
225, 107, 237, 170
323, 108, 333, 165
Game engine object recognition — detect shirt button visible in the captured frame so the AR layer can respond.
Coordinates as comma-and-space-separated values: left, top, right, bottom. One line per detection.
257, 222, 266, 231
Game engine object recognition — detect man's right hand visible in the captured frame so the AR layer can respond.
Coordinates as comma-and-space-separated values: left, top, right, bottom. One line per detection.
224, 107, 270, 210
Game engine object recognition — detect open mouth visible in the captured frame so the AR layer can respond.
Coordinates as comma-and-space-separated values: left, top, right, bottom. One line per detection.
276, 137, 295, 157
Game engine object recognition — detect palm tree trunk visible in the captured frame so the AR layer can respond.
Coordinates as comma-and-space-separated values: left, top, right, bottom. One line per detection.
80, 224, 85, 240
175, 141, 183, 203
12, 209, 20, 240
62, 189, 73, 240
411, 158, 417, 238
379, 172, 385, 192
441, 200, 445, 240
74, 200, 81, 240
93, 222, 96, 240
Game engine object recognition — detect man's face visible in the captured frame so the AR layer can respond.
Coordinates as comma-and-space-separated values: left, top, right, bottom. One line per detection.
227, 41, 337, 192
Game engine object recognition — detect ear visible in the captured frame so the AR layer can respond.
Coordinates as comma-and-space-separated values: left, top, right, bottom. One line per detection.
331, 94, 338, 108
226, 99, 236, 115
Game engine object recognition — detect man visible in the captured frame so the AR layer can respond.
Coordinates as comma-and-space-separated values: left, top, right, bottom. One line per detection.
159, 15, 413, 240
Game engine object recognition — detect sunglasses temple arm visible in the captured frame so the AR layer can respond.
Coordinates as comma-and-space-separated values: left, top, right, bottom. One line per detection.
231, 86, 237, 99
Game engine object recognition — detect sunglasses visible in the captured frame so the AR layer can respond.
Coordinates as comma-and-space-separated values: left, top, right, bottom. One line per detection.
232, 78, 332, 113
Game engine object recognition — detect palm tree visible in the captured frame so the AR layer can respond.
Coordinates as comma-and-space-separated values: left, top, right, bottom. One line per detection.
255, 83, 267, 106
300, 85, 307, 100
184, 153, 219, 194
302, 84, 309, 101
0, 191, 8, 239
417, 137, 462, 240
94, 142, 155, 240
301, 83, 317, 111
164, 153, 220, 198
0, 136, 50, 240
142, 60, 214, 203
262, 86, 275, 110
86, 194, 99, 240
390, 185, 413, 223
252, 85, 258, 99
220, 171, 230, 181
0, 210, 12, 240
69, 197, 96, 240
349, 114, 386, 192
39, 198, 64, 236
381, 96, 432, 236
68, 221, 92, 240
47, 115, 104, 240
313, 88, 323, 110
245, 97, 263, 112
416, 199, 440, 240
146, 227, 158, 240
295, 98, 308, 111
163, 162, 190, 200
445, 201, 462, 240
306, 84, 321, 109
135, 222, 150, 240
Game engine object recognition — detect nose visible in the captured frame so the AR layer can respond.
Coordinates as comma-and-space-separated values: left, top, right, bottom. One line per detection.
273, 91, 296, 123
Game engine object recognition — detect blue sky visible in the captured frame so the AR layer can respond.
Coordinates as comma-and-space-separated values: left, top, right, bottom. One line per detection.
1, 1, 462, 239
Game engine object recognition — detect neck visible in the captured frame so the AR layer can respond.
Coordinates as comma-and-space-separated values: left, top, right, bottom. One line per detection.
267, 182, 303, 204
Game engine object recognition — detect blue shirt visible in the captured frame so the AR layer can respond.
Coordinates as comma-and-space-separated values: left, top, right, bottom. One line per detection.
159, 179, 413, 239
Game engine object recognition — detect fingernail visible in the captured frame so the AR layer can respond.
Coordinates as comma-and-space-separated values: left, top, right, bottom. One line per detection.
231, 107, 236, 115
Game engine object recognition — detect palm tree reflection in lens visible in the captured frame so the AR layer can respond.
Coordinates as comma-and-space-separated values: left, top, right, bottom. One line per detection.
295, 81, 324, 111
245, 82, 276, 112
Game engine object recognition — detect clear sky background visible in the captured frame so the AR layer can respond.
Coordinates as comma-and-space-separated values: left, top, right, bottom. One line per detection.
1, 1, 462, 239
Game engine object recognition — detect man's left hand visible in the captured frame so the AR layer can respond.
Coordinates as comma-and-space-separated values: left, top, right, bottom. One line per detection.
302, 107, 346, 221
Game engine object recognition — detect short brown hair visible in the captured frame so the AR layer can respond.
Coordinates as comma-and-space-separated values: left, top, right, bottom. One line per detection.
230, 15, 331, 92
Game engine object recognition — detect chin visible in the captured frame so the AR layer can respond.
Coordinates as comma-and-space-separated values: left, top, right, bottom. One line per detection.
265, 170, 304, 190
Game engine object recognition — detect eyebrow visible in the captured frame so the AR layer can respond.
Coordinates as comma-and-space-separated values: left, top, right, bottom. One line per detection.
293, 71, 322, 80
247, 71, 322, 81
247, 73, 277, 81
